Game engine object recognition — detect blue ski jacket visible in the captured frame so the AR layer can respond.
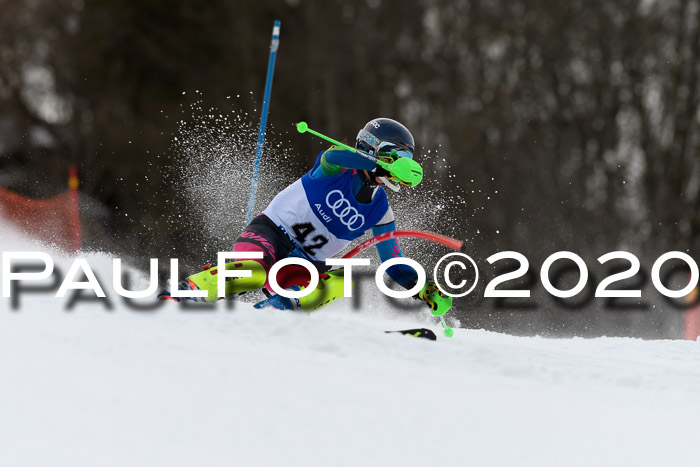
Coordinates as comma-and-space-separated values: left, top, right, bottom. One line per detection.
296, 148, 419, 289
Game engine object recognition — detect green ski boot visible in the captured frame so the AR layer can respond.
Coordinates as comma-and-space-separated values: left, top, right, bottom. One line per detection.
419, 281, 453, 316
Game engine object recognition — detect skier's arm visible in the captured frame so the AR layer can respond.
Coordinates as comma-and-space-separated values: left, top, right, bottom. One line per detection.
372, 209, 419, 289
313, 146, 376, 178
374, 211, 453, 315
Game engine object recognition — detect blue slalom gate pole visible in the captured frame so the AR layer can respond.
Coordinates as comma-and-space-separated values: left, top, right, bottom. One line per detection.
245, 20, 281, 225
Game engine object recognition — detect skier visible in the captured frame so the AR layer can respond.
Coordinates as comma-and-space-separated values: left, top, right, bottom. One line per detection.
160, 118, 452, 316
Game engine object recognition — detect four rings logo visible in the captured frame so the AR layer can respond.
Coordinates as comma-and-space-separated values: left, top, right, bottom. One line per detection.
325, 190, 365, 231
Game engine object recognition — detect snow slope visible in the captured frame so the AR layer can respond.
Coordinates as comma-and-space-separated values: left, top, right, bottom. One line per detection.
1, 221, 700, 467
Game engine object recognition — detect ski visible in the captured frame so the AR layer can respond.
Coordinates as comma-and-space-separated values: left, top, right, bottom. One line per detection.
385, 328, 437, 341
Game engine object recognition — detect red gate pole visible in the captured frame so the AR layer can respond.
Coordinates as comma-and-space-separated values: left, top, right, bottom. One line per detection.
342, 230, 464, 259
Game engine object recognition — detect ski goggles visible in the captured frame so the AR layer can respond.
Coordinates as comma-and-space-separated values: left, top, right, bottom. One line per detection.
376, 141, 414, 163
357, 130, 414, 161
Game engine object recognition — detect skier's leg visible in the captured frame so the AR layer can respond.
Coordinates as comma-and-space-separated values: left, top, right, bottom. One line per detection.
257, 266, 348, 312
164, 215, 294, 302
160, 250, 267, 303
187, 233, 282, 302
187, 254, 267, 302
297, 268, 347, 311
273, 264, 314, 289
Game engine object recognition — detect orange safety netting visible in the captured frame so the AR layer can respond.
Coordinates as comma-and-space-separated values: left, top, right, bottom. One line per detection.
0, 184, 81, 252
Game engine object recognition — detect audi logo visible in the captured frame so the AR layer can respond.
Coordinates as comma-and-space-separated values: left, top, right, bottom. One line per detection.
325, 190, 365, 231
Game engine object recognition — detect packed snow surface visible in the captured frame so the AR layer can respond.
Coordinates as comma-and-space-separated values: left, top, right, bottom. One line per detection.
1, 221, 700, 467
